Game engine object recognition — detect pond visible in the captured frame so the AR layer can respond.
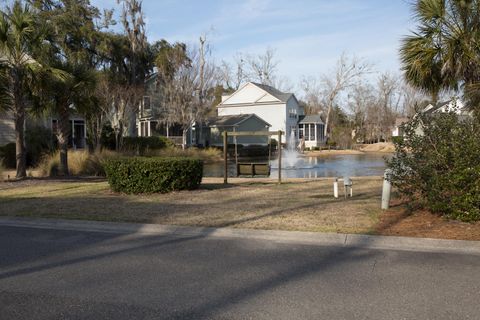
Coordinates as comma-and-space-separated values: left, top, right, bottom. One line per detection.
204, 153, 391, 178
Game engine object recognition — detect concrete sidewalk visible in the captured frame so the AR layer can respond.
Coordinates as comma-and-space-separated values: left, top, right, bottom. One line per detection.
0, 216, 479, 255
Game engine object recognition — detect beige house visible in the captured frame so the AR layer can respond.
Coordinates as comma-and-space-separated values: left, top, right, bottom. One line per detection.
0, 111, 87, 149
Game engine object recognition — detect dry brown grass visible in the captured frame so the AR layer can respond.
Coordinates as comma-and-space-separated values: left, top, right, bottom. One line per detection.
0, 177, 383, 234
36, 150, 118, 176
359, 142, 395, 153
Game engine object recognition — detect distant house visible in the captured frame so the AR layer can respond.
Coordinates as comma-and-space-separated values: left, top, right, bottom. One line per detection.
298, 114, 326, 148
392, 117, 409, 138
136, 73, 193, 146
217, 82, 304, 144
137, 79, 326, 148
392, 98, 472, 138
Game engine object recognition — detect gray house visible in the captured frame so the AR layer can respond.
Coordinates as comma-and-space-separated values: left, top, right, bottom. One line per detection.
207, 114, 271, 147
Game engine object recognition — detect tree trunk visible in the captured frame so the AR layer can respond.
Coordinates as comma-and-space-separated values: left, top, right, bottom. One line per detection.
57, 104, 70, 176
14, 107, 27, 179
324, 103, 332, 139
13, 74, 26, 179
182, 129, 187, 150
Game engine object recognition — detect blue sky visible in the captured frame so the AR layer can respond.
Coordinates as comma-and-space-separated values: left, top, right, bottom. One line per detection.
92, 0, 414, 84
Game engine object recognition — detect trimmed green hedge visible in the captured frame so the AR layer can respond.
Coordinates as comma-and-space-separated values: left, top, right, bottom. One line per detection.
104, 157, 203, 194
122, 136, 173, 155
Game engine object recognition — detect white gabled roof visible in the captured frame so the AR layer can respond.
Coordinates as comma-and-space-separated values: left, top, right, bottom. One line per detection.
218, 82, 295, 107
422, 98, 469, 115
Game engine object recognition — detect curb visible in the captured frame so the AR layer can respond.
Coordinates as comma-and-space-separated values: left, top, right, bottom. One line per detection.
1, 216, 479, 255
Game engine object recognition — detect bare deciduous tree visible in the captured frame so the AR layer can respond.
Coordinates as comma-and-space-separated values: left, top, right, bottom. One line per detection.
218, 53, 246, 90
159, 38, 217, 148
320, 53, 371, 139
245, 48, 278, 86
301, 76, 324, 115
348, 81, 375, 141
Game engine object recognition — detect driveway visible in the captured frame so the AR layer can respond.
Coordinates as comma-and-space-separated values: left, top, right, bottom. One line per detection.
1, 224, 479, 319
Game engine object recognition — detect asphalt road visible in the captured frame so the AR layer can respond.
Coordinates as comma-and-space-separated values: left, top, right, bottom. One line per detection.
1, 225, 479, 320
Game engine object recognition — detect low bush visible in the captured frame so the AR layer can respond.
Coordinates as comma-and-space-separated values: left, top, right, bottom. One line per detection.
387, 113, 480, 222
153, 147, 221, 163
0, 143, 16, 168
104, 157, 203, 194
122, 136, 174, 155
100, 122, 116, 150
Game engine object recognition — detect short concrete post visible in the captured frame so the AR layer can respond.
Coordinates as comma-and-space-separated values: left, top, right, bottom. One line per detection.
381, 170, 391, 210
343, 177, 352, 199
333, 178, 338, 198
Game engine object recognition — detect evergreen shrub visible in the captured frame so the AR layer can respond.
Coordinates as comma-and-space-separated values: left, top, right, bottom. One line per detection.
387, 113, 480, 222
104, 157, 203, 194
122, 136, 174, 155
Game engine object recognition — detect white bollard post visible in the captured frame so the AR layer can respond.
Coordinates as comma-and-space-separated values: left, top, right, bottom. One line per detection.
381, 170, 391, 210
343, 177, 352, 199
333, 178, 338, 198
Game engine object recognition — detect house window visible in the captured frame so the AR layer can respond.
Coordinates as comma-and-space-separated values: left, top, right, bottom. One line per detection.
309, 124, 315, 141
143, 96, 151, 111
304, 124, 310, 141
299, 124, 304, 139
319, 124, 325, 141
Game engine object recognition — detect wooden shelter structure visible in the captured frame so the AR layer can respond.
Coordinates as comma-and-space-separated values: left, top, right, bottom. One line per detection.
223, 130, 283, 184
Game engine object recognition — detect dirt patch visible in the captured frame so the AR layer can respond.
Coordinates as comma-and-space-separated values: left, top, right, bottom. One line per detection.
359, 142, 395, 153
375, 200, 480, 241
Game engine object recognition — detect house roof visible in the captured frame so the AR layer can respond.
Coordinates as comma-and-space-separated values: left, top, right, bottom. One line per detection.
210, 114, 271, 127
422, 98, 467, 114
395, 117, 409, 127
298, 114, 324, 124
250, 82, 293, 103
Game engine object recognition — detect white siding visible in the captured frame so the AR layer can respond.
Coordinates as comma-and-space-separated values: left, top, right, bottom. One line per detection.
0, 112, 15, 146
217, 82, 303, 145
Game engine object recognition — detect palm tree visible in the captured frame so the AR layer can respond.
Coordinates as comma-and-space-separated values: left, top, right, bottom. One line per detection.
400, 0, 480, 109
0, 1, 43, 178
0, 1, 66, 178
49, 63, 96, 176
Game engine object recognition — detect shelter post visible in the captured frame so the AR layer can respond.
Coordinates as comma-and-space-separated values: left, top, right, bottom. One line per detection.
278, 130, 282, 184
223, 131, 228, 184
